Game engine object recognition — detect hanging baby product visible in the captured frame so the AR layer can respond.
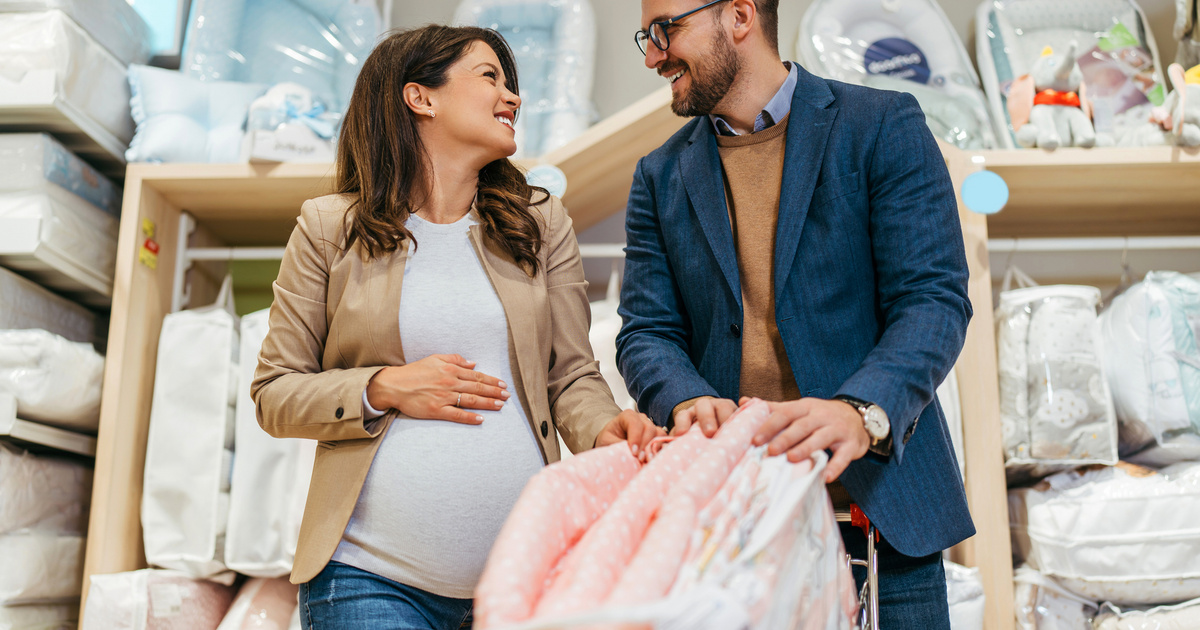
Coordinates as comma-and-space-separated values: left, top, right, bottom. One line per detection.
141, 277, 239, 579
995, 268, 1118, 483
797, 0, 1000, 149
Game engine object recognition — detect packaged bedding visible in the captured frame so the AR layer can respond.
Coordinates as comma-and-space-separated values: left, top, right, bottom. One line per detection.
0, 265, 97, 344
976, 0, 1167, 148
0, 10, 136, 151
1014, 566, 1098, 630
141, 281, 239, 579
0, 133, 120, 217
215, 578, 298, 630
0, 329, 104, 432
0, 178, 119, 300
0, 0, 151, 66
1094, 597, 1200, 629
454, 0, 597, 157
1010, 462, 1200, 605
0, 442, 91, 535
82, 569, 237, 630
996, 278, 1118, 481
0, 531, 85, 605
797, 0, 999, 149
1100, 271, 1200, 465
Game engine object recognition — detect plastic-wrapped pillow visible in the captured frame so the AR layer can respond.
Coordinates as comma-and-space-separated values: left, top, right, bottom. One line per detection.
454, 0, 596, 158
0, 443, 92, 535
0, 329, 103, 432
1010, 462, 1200, 605
126, 64, 266, 163
996, 282, 1118, 482
181, 0, 380, 114
1100, 271, 1200, 465
796, 0, 999, 149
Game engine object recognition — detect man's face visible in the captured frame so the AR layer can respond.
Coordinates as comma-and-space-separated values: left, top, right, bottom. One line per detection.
641, 0, 741, 117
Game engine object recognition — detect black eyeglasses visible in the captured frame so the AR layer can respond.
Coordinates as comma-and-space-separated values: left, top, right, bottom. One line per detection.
635, 0, 731, 56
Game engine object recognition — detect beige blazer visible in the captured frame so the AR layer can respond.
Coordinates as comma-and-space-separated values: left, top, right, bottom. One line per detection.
251, 192, 620, 585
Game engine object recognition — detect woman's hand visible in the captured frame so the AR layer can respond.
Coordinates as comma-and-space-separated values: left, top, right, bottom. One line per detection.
365, 354, 509, 424
594, 409, 666, 462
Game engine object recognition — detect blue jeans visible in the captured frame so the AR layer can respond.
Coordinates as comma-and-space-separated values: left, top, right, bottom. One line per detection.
839, 523, 951, 629
300, 561, 473, 630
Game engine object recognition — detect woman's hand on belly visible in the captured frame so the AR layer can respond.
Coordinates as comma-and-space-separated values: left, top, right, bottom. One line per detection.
366, 354, 510, 424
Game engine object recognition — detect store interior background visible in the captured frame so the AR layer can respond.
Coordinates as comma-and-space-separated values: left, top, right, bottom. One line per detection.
384, 0, 1192, 300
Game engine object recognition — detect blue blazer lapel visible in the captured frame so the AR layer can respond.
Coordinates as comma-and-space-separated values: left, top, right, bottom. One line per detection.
680, 121, 741, 307
774, 68, 837, 302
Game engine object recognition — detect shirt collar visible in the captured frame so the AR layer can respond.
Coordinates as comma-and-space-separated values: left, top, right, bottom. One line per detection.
711, 61, 798, 136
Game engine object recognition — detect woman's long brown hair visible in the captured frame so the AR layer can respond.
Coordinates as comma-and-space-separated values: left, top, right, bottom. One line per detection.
336, 25, 547, 274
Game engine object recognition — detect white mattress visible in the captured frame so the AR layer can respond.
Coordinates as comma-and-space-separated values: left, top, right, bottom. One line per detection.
1096, 597, 1200, 629
1010, 462, 1200, 605
0, 531, 85, 605
0, 0, 150, 66
0, 10, 135, 174
0, 133, 120, 217
0, 442, 91, 535
0, 265, 96, 344
0, 181, 119, 306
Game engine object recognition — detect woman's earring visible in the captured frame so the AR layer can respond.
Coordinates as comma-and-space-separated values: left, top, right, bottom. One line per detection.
428, 109, 436, 118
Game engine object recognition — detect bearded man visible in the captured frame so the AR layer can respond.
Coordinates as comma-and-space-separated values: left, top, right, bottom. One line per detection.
615, 1, 975, 626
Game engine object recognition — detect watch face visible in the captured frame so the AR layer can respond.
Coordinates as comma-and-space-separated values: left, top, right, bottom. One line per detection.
863, 405, 889, 439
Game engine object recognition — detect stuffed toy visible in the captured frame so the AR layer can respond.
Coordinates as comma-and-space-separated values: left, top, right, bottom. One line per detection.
1008, 44, 1097, 148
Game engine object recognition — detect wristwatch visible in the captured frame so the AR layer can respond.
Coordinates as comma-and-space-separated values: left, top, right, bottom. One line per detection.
835, 396, 892, 457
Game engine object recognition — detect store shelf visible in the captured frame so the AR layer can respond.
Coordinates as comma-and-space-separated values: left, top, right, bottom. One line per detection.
974, 146, 1200, 238
0, 71, 130, 183
0, 393, 96, 457
0, 217, 113, 309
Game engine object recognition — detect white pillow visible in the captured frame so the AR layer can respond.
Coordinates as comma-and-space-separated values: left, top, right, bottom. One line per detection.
126, 64, 265, 163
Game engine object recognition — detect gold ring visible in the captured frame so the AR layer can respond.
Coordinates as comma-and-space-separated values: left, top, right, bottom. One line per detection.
456, 393, 462, 407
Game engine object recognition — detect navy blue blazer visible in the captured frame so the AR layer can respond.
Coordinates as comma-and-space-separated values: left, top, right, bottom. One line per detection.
615, 66, 975, 557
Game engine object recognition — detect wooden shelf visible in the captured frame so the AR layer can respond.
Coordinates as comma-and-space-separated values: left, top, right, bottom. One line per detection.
974, 146, 1200, 238
0, 393, 96, 457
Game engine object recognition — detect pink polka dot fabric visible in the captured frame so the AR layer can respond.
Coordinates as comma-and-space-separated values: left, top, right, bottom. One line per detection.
474, 442, 641, 628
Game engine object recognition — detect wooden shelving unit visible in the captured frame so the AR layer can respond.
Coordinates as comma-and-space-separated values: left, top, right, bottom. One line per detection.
976, 146, 1200, 238
82, 92, 1019, 629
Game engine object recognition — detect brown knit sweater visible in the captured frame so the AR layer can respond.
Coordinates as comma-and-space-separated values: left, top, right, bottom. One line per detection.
714, 115, 801, 404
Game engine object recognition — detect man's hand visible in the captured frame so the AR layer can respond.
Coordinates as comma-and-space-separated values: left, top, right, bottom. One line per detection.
671, 396, 738, 437
748, 397, 871, 483
595, 409, 666, 462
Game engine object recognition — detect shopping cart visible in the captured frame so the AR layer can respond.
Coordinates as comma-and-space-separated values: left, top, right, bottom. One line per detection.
836, 504, 880, 630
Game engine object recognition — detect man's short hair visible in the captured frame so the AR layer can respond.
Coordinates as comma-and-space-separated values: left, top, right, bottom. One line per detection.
754, 0, 779, 50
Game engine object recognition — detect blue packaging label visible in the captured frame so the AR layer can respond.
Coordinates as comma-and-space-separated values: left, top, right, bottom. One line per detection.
864, 38, 930, 84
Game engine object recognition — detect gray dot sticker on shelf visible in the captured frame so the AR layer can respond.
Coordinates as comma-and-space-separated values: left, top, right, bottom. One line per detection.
525, 164, 568, 198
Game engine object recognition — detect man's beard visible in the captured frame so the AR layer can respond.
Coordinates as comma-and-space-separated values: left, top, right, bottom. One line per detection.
669, 29, 740, 117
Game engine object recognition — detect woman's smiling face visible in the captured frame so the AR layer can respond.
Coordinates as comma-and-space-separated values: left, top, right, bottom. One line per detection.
426, 41, 522, 162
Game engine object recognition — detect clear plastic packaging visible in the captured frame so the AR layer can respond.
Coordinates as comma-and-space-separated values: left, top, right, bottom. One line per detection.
0, 265, 97, 344
0, 134, 120, 217
1010, 462, 1200, 605
0, 329, 104, 432
1095, 596, 1200, 629
1176, 0, 1200, 69
976, 0, 1167, 148
996, 280, 1119, 482
1014, 566, 1098, 630
454, 0, 597, 158
0, 442, 92, 535
0, 11, 135, 148
0, 531, 85, 605
1100, 271, 1200, 466
797, 0, 999, 149
180, 0, 380, 115
0, 183, 120, 300
82, 569, 237, 630
215, 578, 298, 630
0, 0, 151, 65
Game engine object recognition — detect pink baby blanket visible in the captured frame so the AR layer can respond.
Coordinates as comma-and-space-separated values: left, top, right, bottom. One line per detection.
474, 399, 857, 630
